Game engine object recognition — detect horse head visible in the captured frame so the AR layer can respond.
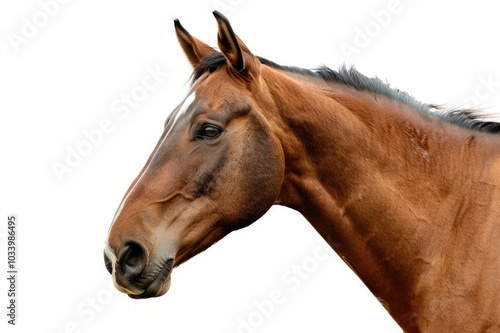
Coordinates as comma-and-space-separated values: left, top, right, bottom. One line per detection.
104, 12, 284, 298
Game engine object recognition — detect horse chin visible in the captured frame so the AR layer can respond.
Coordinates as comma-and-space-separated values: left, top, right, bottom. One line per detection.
128, 274, 172, 299
126, 257, 174, 299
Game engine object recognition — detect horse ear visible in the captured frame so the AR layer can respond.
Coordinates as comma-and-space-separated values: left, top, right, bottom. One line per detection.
174, 19, 216, 68
213, 11, 261, 76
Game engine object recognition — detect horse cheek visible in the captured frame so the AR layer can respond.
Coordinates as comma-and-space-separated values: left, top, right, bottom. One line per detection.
233, 125, 284, 224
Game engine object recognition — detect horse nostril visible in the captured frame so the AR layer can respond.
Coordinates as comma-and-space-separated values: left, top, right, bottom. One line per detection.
118, 241, 147, 279
104, 251, 113, 274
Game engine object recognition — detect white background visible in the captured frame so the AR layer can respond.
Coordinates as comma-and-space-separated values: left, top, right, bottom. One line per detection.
1, 0, 499, 332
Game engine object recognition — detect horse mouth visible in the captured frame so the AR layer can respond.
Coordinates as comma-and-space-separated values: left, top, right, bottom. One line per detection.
129, 258, 174, 299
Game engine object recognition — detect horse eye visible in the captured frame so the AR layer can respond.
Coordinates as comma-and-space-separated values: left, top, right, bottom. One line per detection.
203, 125, 221, 138
198, 124, 222, 140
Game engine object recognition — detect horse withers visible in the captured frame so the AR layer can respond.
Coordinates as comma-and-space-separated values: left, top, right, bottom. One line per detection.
104, 11, 500, 332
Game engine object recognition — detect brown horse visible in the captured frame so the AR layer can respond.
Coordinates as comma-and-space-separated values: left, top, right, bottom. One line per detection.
104, 11, 500, 332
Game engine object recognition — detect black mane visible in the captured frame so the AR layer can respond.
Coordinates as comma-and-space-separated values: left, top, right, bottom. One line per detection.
192, 52, 500, 135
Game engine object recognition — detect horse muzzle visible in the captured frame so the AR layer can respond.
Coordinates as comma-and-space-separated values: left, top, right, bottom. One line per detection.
104, 240, 174, 298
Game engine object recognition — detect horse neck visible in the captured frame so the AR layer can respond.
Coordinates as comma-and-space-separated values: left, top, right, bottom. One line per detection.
261, 69, 500, 327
